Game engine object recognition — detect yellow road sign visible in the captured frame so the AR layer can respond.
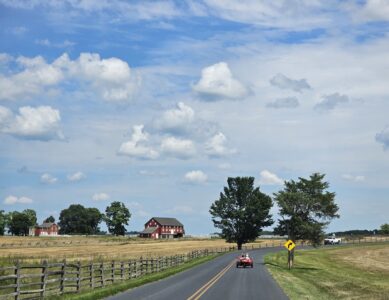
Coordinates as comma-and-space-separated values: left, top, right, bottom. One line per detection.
284, 240, 296, 251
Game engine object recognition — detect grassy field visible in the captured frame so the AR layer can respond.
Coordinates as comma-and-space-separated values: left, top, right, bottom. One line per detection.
0, 236, 284, 264
265, 243, 389, 299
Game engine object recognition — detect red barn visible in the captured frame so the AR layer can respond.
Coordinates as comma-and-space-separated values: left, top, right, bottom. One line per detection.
139, 217, 184, 239
29, 223, 59, 236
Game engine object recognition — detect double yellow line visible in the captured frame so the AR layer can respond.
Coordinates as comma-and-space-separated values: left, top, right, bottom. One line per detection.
187, 260, 235, 300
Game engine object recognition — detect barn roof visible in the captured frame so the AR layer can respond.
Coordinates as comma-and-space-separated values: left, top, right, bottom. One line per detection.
140, 226, 158, 234
152, 217, 183, 227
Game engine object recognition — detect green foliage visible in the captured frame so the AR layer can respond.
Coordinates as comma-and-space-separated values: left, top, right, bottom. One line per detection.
274, 173, 339, 247
210, 177, 273, 249
59, 204, 103, 235
104, 201, 131, 236
380, 223, 389, 234
0, 210, 6, 235
44, 215, 55, 223
8, 211, 36, 235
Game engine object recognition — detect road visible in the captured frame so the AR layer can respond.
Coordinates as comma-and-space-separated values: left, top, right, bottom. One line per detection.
106, 247, 288, 300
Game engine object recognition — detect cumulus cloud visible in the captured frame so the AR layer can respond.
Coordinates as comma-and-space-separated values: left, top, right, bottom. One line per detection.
0, 53, 140, 103
258, 170, 284, 185
376, 126, 389, 150
270, 73, 311, 92
342, 174, 365, 182
0, 105, 64, 141
153, 102, 195, 133
205, 132, 236, 158
41, 173, 58, 184
314, 93, 349, 111
35, 39, 75, 48
4, 195, 33, 205
351, 0, 389, 22
266, 97, 300, 109
184, 170, 208, 183
92, 192, 110, 201
193, 62, 249, 100
118, 125, 159, 159
67, 171, 86, 182
161, 137, 196, 159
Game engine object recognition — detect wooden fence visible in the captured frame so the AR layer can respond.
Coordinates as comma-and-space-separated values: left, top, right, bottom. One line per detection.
1, 237, 388, 299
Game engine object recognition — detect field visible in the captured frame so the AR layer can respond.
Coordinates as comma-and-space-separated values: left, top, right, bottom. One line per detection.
265, 243, 389, 299
0, 236, 284, 264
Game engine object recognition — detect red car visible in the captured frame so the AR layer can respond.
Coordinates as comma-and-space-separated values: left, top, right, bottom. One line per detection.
236, 254, 254, 268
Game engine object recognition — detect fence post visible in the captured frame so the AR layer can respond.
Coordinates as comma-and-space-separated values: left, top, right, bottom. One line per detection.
120, 261, 124, 280
100, 262, 105, 287
60, 259, 66, 294
14, 260, 20, 300
76, 261, 81, 293
89, 263, 94, 289
40, 260, 48, 298
111, 261, 115, 283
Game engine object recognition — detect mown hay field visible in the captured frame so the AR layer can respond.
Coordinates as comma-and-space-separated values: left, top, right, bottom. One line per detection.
265, 243, 389, 299
0, 236, 284, 264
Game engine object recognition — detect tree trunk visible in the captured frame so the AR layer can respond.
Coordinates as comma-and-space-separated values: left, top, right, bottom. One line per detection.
237, 242, 242, 250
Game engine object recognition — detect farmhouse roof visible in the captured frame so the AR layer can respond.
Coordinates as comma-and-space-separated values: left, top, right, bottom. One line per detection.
140, 226, 158, 234
37, 222, 55, 228
151, 217, 183, 227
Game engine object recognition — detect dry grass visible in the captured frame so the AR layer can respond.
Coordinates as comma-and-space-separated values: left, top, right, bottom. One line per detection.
0, 236, 284, 263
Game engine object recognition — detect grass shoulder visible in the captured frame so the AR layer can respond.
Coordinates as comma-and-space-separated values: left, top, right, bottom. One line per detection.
50, 253, 221, 300
264, 243, 389, 299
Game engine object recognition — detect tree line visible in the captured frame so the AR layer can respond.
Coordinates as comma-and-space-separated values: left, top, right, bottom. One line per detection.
0, 201, 131, 236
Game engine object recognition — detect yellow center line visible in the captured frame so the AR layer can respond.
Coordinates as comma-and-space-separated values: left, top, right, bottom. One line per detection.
187, 260, 235, 300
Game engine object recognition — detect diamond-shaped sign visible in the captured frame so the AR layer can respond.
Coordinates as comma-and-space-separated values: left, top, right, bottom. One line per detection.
284, 240, 296, 251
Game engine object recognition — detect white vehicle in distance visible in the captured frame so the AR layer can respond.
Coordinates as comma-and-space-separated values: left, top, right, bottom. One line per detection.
324, 235, 341, 245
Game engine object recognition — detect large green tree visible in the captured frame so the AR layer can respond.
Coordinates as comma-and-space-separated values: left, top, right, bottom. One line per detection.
0, 210, 7, 235
274, 173, 339, 247
58, 204, 103, 235
104, 201, 131, 236
380, 223, 389, 235
8, 211, 36, 236
210, 177, 273, 250
44, 215, 55, 223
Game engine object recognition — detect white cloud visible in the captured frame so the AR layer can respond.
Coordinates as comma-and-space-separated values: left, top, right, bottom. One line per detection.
266, 97, 300, 109
139, 170, 167, 177
92, 192, 110, 201
0, 105, 64, 141
193, 62, 249, 100
258, 170, 284, 185
118, 125, 159, 159
41, 173, 58, 184
165, 205, 194, 214
184, 170, 208, 183
0, 56, 63, 101
376, 126, 389, 150
218, 163, 231, 169
342, 174, 365, 182
161, 136, 196, 159
205, 132, 236, 158
351, 0, 389, 22
0, 53, 140, 103
270, 73, 311, 92
67, 171, 86, 182
35, 39, 75, 48
153, 102, 195, 133
314, 93, 349, 111
4, 195, 33, 205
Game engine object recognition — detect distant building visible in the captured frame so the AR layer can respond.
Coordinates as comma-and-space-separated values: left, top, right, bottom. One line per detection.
29, 223, 59, 236
139, 217, 184, 239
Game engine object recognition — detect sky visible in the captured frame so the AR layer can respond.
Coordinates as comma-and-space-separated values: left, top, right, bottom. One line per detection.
1, 0, 389, 235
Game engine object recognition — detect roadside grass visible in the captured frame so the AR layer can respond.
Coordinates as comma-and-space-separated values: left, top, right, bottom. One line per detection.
48, 254, 221, 300
264, 243, 389, 299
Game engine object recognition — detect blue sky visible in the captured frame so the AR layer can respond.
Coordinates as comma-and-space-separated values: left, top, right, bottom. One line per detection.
1, 0, 389, 235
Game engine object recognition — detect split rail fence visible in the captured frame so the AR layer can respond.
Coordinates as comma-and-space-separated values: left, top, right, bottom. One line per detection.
1, 236, 389, 299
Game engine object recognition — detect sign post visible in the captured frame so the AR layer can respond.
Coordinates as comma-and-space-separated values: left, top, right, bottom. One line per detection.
284, 240, 296, 270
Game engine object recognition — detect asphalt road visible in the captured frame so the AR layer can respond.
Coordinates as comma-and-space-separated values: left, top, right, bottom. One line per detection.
106, 247, 288, 300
